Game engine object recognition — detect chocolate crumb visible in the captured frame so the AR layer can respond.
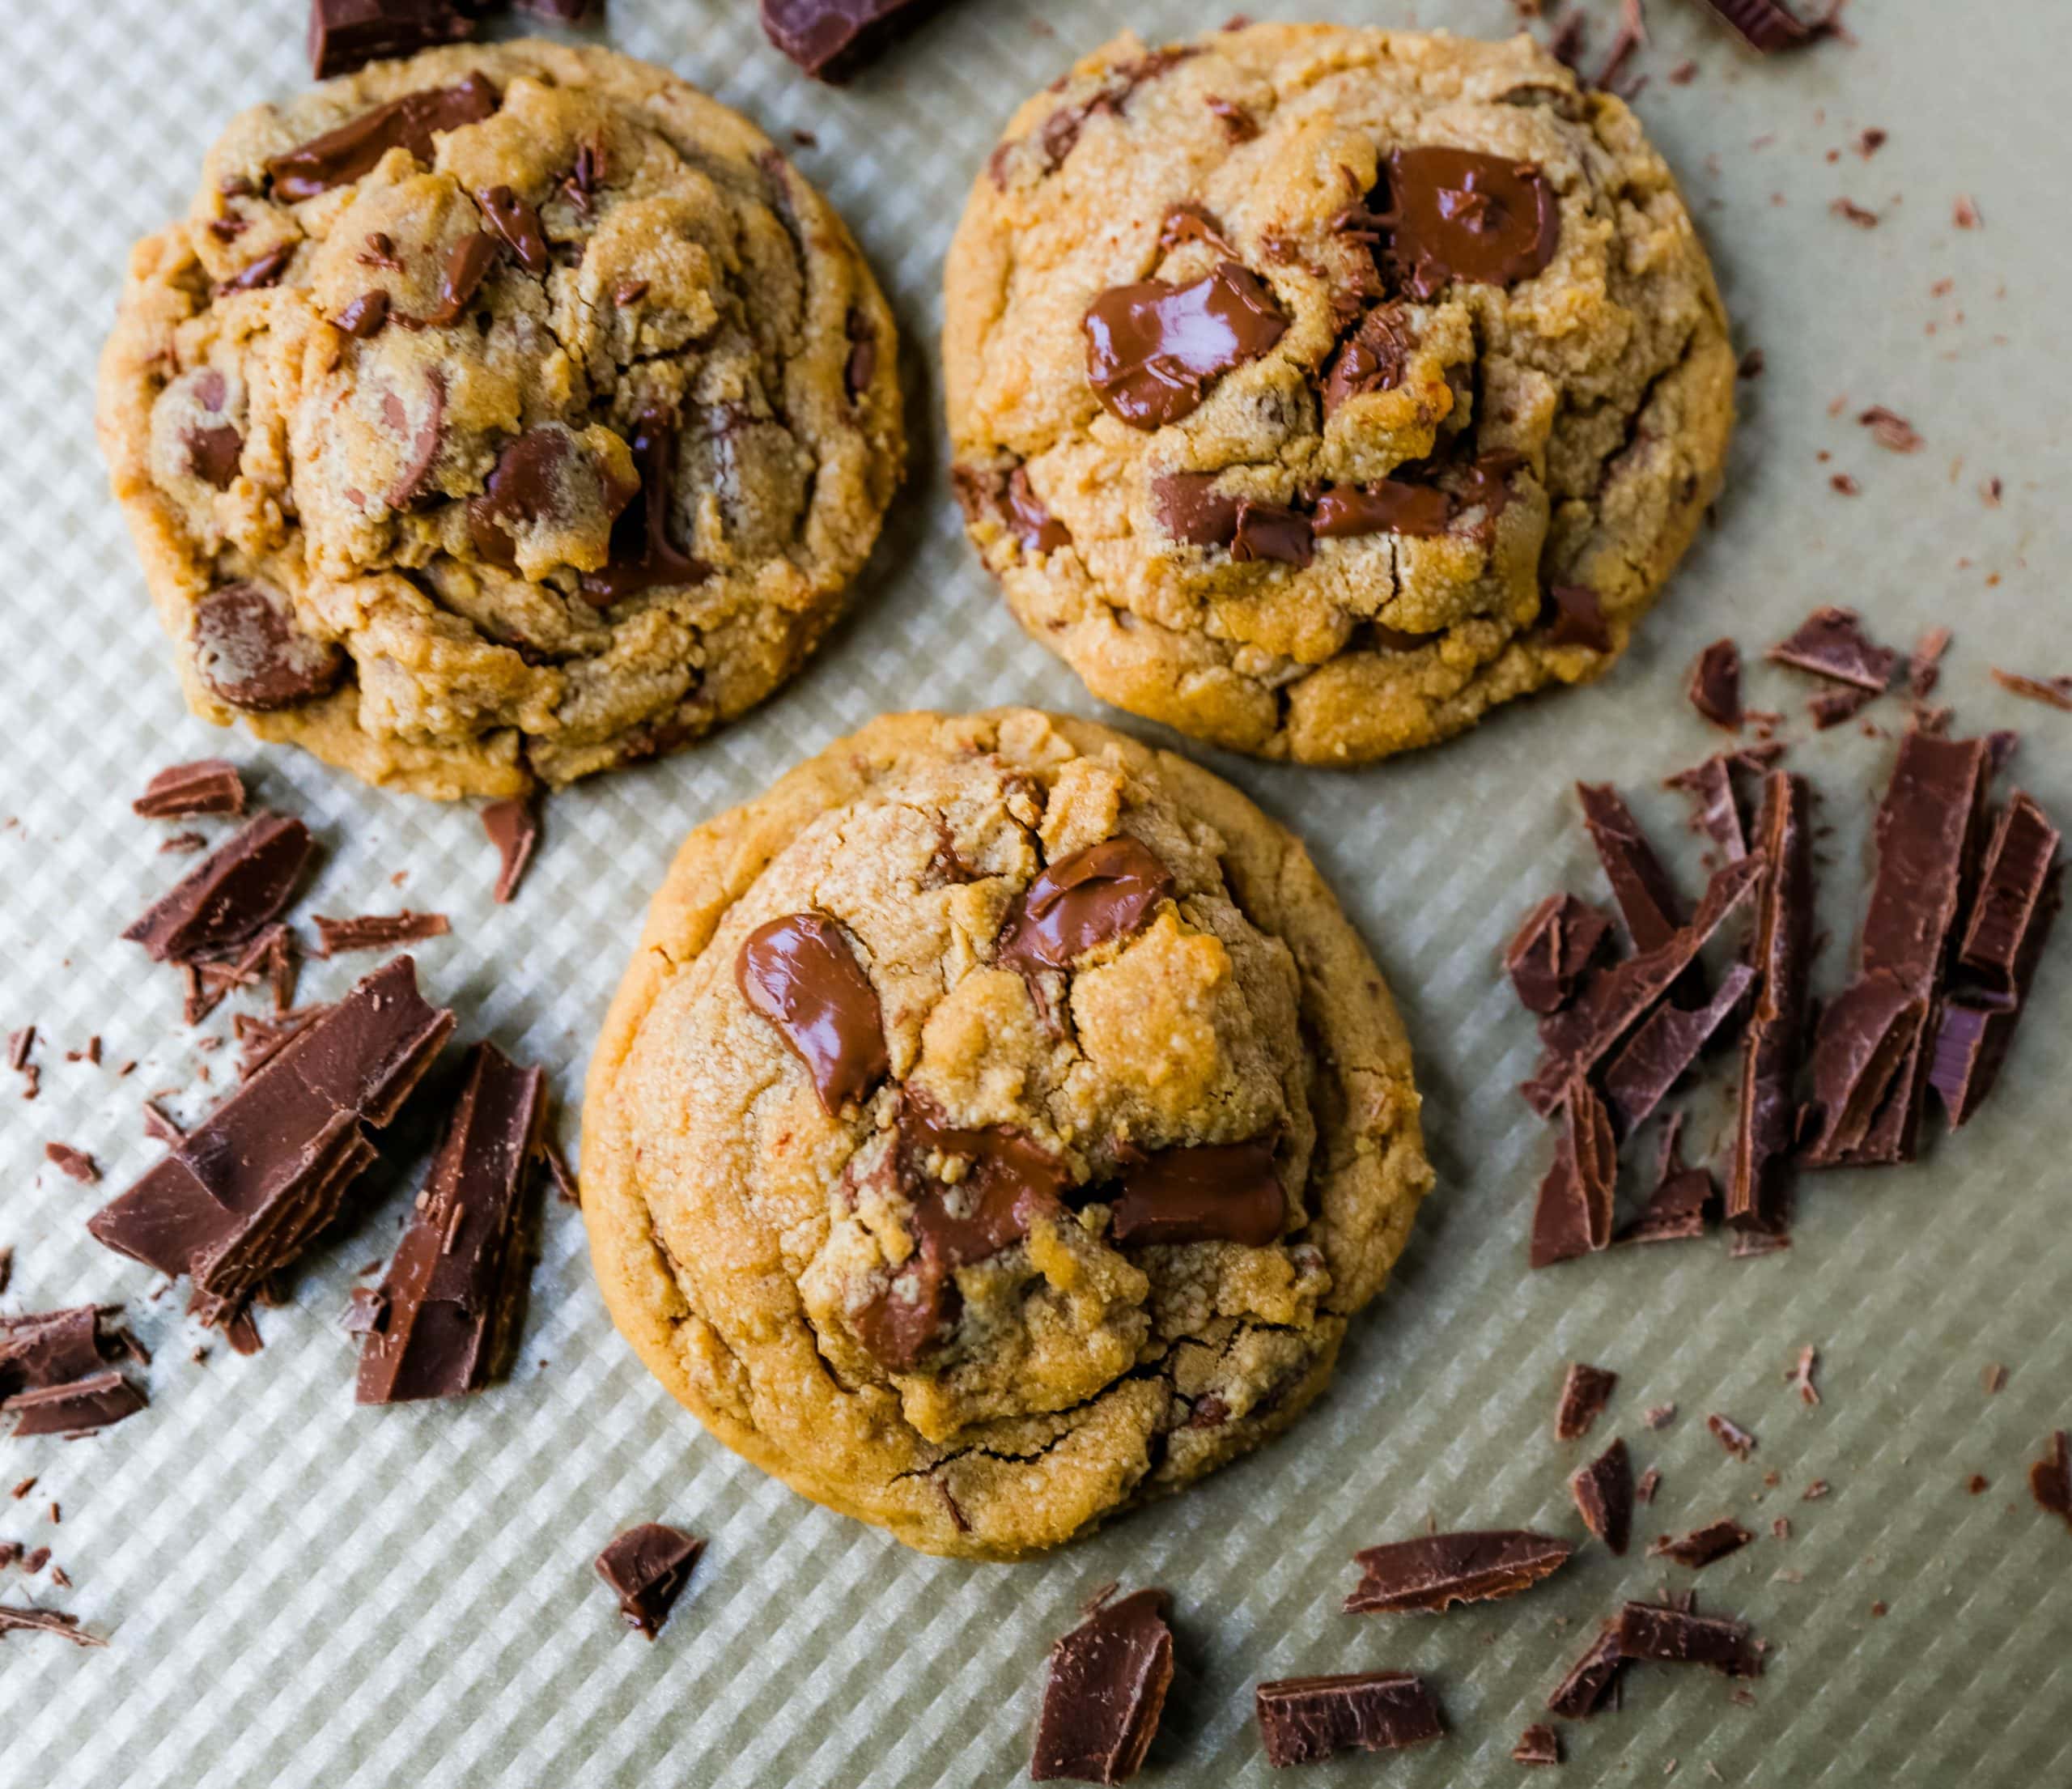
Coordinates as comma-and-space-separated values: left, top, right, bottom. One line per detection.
43, 1143, 99, 1185
1802, 1479, 1831, 1501
1953, 194, 1981, 229
1909, 627, 1951, 700
1546, 1621, 1625, 1719
1832, 198, 1880, 228
1967, 1474, 1989, 1495
1831, 472, 1861, 495
1645, 1403, 1677, 1430
160, 831, 207, 854
1637, 1467, 1662, 1504
1786, 1345, 1820, 1405
1556, 1362, 1619, 1441
1773, 1516, 1791, 1537
1513, 1723, 1562, 1766
1255, 1671, 1444, 1766
1858, 406, 1924, 453
1649, 1519, 1754, 1569
1989, 669, 2072, 712
1709, 1413, 1757, 1460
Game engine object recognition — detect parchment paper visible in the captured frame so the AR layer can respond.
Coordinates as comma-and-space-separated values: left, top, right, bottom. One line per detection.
3, 2, 2068, 1783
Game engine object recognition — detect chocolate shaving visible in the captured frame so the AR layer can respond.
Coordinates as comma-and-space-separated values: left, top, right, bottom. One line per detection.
1571, 1438, 1634, 1555
1577, 784, 1691, 960
1, 1306, 149, 1438
1546, 1622, 1626, 1719
312, 911, 451, 956
1505, 894, 1613, 1015
134, 759, 246, 819
1990, 669, 2072, 712
593, 1522, 703, 1639
1603, 961, 1756, 1132
2029, 1430, 2072, 1530
1688, 640, 1743, 730
480, 796, 539, 903
1616, 1600, 1764, 1677
123, 814, 314, 964
1556, 1363, 1618, 1440
1344, 1530, 1572, 1614
1528, 1078, 1617, 1267
580, 408, 710, 603
1618, 1115, 1717, 1244
0, 1604, 105, 1647
1255, 1672, 1443, 1767
1768, 607, 1896, 693
1649, 1519, 1753, 1568
1708, 1413, 1757, 1460
1031, 1587, 1174, 1784
997, 837, 1173, 978
1859, 406, 1924, 453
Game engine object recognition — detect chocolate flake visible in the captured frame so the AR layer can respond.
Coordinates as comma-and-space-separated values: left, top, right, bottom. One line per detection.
1708, 1413, 1757, 1460
1728, 772, 1812, 1232
123, 814, 314, 964
43, 1143, 99, 1185
1255, 1672, 1443, 1767
737, 912, 890, 1116
593, 1522, 703, 1639
1603, 961, 1756, 1132
2, 1306, 149, 1438
1618, 1116, 1717, 1245
1786, 1345, 1821, 1406
1577, 784, 1690, 956
1344, 1530, 1572, 1614
1572, 1438, 1635, 1556
312, 911, 452, 956
1505, 894, 1613, 1014
134, 759, 246, 820
1616, 1600, 1764, 1677
1528, 1077, 1617, 1267
478, 185, 549, 276
1084, 262, 1289, 431
1666, 754, 1750, 861
1547, 1621, 1626, 1719
1990, 669, 2072, 712
1859, 406, 1924, 453
1031, 1587, 1174, 1784
1513, 1724, 1562, 1766
1688, 640, 1743, 730
1556, 1362, 1618, 1441
0, 1604, 105, 1647
1768, 606, 1896, 693
482, 797, 540, 903
1649, 1519, 1753, 1568
2029, 1431, 2072, 1530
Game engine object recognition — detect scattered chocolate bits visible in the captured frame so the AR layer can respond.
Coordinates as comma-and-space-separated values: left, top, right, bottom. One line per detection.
42, 1143, 99, 1185
593, 1522, 703, 1640
736, 912, 890, 1115
123, 813, 314, 967
1513, 1723, 1562, 1766
1615, 1600, 1764, 1677
1858, 406, 1924, 453
1255, 1671, 1443, 1767
1649, 1519, 1753, 1569
1708, 1413, 1757, 1461
311, 910, 451, 956
2, 1305, 149, 1438
2029, 1431, 2072, 1531
1344, 1531, 1572, 1614
482, 796, 540, 903
1786, 1345, 1821, 1406
1031, 1587, 1174, 1784
1688, 640, 1743, 730
1990, 669, 2072, 712
758, 0, 946, 81
1106, 1138, 1285, 1249
1555, 1363, 1619, 1441
134, 759, 246, 819
1571, 1438, 1635, 1555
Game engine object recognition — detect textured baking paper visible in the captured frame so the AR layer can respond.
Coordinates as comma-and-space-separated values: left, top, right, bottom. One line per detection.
3, 2, 2068, 1783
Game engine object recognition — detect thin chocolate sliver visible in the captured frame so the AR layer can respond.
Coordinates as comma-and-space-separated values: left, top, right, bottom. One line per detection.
1728, 772, 1814, 1232
1696, 0, 1820, 53
1528, 1078, 1616, 1268
482, 797, 539, 903
1571, 1438, 1634, 1556
1708, 1413, 1757, 1460
1603, 960, 1756, 1132
1505, 894, 1612, 1015
2030, 1430, 2072, 1530
0, 1604, 105, 1647
123, 814, 314, 964
44, 1143, 100, 1185
1990, 669, 2072, 712
134, 759, 246, 819
1255, 1672, 1443, 1768
1616, 1600, 1764, 1677
1545, 1623, 1626, 1719
1649, 1518, 1754, 1568
1031, 1587, 1174, 1784
1768, 606, 1897, 693
594, 1522, 703, 1639
1555, 1362, 1618, 1440
267, 75, 500, 202
312, 911, 451, 956
1344, 1530, 1572, 1614
1618, 1115, 1717, 1245
1933, 855, 2061, 1128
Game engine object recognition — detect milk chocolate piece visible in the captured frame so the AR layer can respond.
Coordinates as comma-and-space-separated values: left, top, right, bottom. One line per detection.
1031, 1587, 1174, 1784
1547, 1623, 1625, 1719
44, 1143, 99, 1184
1909, 627, 1951, 701
193, 582, 345, 712
594, 1523, 703, 1639
1619, 1113, 1717, 1244
1768, 606, 1896, 693
1528, 1081, 1616, 1268
1108, 1138, 1286, 1249
1231, 500, 1314, 568
1084, 262, 1288, 431
1322, 305, 1410, 411
1555, 1362, 1618, 1440
758, 0, 949, 81
1616, 1600, 1764, 1677
580, 408, 709, 602
1811, 683, 1875, 729
478, 185, 549, 275
1255, 1672, 1443, 1767
1696, 0, 1821, 52
737, 912, 890, 1115
469, 425, 635, 570
1373, 147, 1559, 300
1505, 894, 1613, 1015
1513, 1724, 1562, 1766
313, 911, 451, 956
1577, 784, 1688, 955
2030, 1430, 2072, 1529
308, 0, 477, 80
1649, 1519, 1753, 1568
355, 1042, 546, 1404
87, 957, 452, 1328
1344, 1531, 1572, 1613
1688, 639, 1743, 729
0, 1604, 104, 1647
1546, 584, 1612, 652
1, 1307, 148, 1438
1666, 755, 1749, 861
134, 759, 246, 819
267, 74, 500, 202
123, 814, 314, 964
1571, 1438, 1633, 1555
1603, 961, 1756, 1132
1708, 1413, 1756, 1460
998, 838, 1173, 975
1990, 669, 2072, 712
482, 797, 540, 904
1309, 479, 1451, 540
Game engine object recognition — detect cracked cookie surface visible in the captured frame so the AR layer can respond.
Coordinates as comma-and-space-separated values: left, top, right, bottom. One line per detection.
99, 40, 903, 798
945, 23, 1733, 765
582, 709, 1430, 1558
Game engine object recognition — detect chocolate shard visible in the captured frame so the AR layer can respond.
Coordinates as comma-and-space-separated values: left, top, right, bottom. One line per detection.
1, 1307, 148, 1438
1512, 1723, 1562, 1766
1768, 606, 1897, 693
1528, 1078, 1616, 1268
1031, 1587, 1174, 1784
1255, 1672, 1443, 1768
1616, 1600, 1764, 1677
1106, 1138, 1286, 1248
1555, 1362, 1618, 1440
2030, 1430, 2072, 1530
1571, 1438, 1634, 1555
1546, 1622, 1626, 1719
88, 957, 453, 1328
1666, 754, 1751, 861
1505, 894, 1613, 1015
1344, 1530, 1573, 1614
1990, 669, 2072, 712
1649, 1518, 1754, 1568
481, 796, 540, 903
1577, 784, 1688, 956
1696, 0, 1821, 52
1544, 583, 1613, 652
134, 759, 246, 819
1727, 772, 1814, 1233
1603, 960, 1756, 1132
0, 1604, 105, 1647
1708, 1413, 1757, 1460
1954, 792, 2061, 1005
1688, 640, 1743, 729
308, 0, 477, 81
736, 912, 890, 1116
355, 1042, 546, 1404
593, 1523, 703, 1640
123, 813, 314, 964
312, 911, 451, 956
997, 838, 1174, 976
1083, 262, 1289, 431
1618, 1113, 1717, 1244
758, 0, 947, 82
1933, 876, 2062, 1128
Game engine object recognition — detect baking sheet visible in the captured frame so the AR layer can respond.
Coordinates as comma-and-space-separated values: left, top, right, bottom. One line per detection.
4, 1, 2070, 1783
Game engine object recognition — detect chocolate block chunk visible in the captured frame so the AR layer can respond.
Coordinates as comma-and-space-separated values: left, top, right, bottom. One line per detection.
1505, 894, 1612, 1014
355, 1042, 546, 1403
1528, 1080, 1616, 1268
1555, 1362, 1618, 1440
1571, 1438, 1633, 1555
308, 0, 477, 81
124, 814, 314, 963
1616, 1600, 1764, 1676
1, 1307, 147, 1438
1084, 263, 1289, 431
134, 759, 246, 819
1255, 1672, 1442, 1767
1546, 1622, 1625, 1719
1106, 1138, 1285, 1249
1649, 1518, 1753, 1568
759, 0, 949, 82
1031, 1587, 1174, 1783
594, 1522, 703, 1639
1344, 1531, 1572, 1614
1512, 1723, 1562, 1766
1768, 607, 1896, 692
1727, 773, 1813, 1232
88, 957, 452, 1328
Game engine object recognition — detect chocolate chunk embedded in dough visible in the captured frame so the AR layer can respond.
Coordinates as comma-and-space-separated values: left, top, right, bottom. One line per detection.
123, 812, 315, 963
1106, 1138, 1286, 1249
997, 837, 1174, 975
1375, 147, 1560, 300
266, 75, 500, 202
1084, 262, 1289, 431
192, 583, 345, 712
736, 912, 890, 1115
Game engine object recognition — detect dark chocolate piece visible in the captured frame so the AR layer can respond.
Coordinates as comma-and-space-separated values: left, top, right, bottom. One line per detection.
1603, 962, 1755, 1132
1619, 1113, 1716, 1244
0, 1604, 104, 1647
192, 582, 345, 710
267, 74, 500, 202
216, 245, 296, 295
1107, 1138, 1285, 1249
1990, 669, 2072, 712
87, 957, 453, 1329
1255, 1672, 1443, 1767
1811, 683, 1875, 729
123, 813, 314, 964
469, 425, 637, 568
1708, 1413, 1756, 1460
1084, 262, 1288, 431
308, 0, 477, 81
1231, 500, 1314, 568
1031, 1587, 1174, 1784
2030, 1430, 2072, 1530
736, 911, 890, 1116
1528, 1080, 1616, 1268
580, 408, 709, 602
482, 796, 539, 904
594, 1522, 703, 1639
1665, 754, 1749, 861
1512, 1724, 1562, 1766
478, 185, 549, 275
758, 0, 948, 82
1787, 1344, 1820, 1406
1371, 147, 1560, 300
1, 1307, 148, 1438
1696, 0, 1820, 53
1505, 894, 1614, 1015
355, 1041, 546, 1404
1344, 1530, 1572, 1614
1577, 784, 1688, 955
1546, 1622, 1625, 1719
1649, 1519, 1753, 1568
1309, 479, 1452, 540
1571, 1438, 1634, 1555
1555, 1362, 1618, 1441
1909, 627, 1951, 700
1767, 606, 1896, 693
1616, 1600, 1764, 1677
335, 291, 389, 337
998, 838, 1173, 976
134, 759, 246, 819
1688, 640, 1743, 729
312, 911, 451, 956
953, 463, 1072, 555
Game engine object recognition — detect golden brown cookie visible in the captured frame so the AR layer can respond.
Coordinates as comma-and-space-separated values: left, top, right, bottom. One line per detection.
99, 40, 903, 798
582, 709, 1431, 1558
945, 24, 1734, 765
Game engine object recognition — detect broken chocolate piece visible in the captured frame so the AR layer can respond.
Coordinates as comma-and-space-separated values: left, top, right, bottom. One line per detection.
123, 813, 314, 964
1603, 962, 1755, 1132
1768, 606, 1896, 693
1107, 1138, 1285, 1249
736, 911, 890, 1116
1031, 1587, 1174, 1784
580, 408, 709, 602
355, 1041, 546, 1404
594, 1522, 703, 1639
1308, 478, 1451, 540
1688, 640, 1743, 729
312, 911, 451, 956
1505, 894, 1613, 1015
1811, 684, 1875, 729
1512, 1724, 1562, 1766
1, 1307, 148, 1438
1255, 1672, 1443, 1767
0, 1604, 105, 1647
1544, 584, 1612, 652
44, 1143, 99, 1184
1571, 1438, 1634, 1555
1231, 500, 1314, 568
1084, 262, 1289, 431
1616, 1600, 1764, 1676
1546, 1622, 1625, 1719
87, 957, 453, 1330
1859, 406, 1924, 453
997, 838, 1173, 976
1618, 1115, 1717, 1244
1344, 1530, 1573, 1614
1649, 1519, 1753, 1568
1909, 627, 1951, 701
1555, 1362, 1618, 1440
1528, 1081, 1616, 1268
134, 759, 246, 820
1708, 1413, 1757, 1460
1577, 784, 1689, 955
1990, 669, 2072, 712
1786, 1344, 1821, 1406
1666, 755, 1750, 861
1372, 147, 1560, 300
478, 185, 549, 275
482, 797, 540, 904
2030, 1431, 2072, 1530
1322, 304, 1410, 411
758, 0, 947, 81
193, 582, 345, 711
308, 0, 477, 80
1696, 0, 1820, 53
267, 75, 500, 202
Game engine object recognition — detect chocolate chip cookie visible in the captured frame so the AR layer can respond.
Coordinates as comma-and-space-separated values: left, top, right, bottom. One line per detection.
945, 24, 1734, 765
582, 709, 1431, 1558
99, 40, 903, 798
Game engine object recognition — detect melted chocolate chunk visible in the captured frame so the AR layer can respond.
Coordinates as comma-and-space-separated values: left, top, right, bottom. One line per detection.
1158, 202, 1239, 261
1555, 1362, 1618, 1440
1031, 1587, 1174, 1785
952, 464, 1071, 554
215, 245, 296, 295
1002, 48, 1199, 182
185, 410, 244, 488
758, 0, 947, 81
335, 291, 390, 338
1230, 499, 1314, 568
580, 409, 710, 603
1255, 1672, 1443, 1767
134, 759, 246, 819
468, 424, 635, 571
1649, 1518, 1754, 1568
1106, 1138, 1285, 1249
594, 1523, 703, 1639
1616, 1600, 1764, 1676
1374, 147, 1560, 300
996, 837, 1174, 975
843, 306, 877, 402
1344, 1530, 1572, 1613
1323, 304, 1412, 411
1084, 262, 1288, 431
308, 0, 477, 81
355, 1042, 546, 1404
1577, 784, 1688, 955
380, 368, 448, 509
1310, 478, 1451, 539
266, 75, 500, 202
482, 796, 540, 903
1, 1307, 147, 1439
192, 582, 346, 711
1546, 1622, 1626, 1719
1546, 583, 1612, 652
123, 812, 314, 964
735, 911, 890, 1115
1768, 606, 1897, 693
1151, 472, 1242, 547
1505, 894, 1613, 1014
423, 231, 499, 325
1728, 771, 1814, 1231
1688, 639, 1743, 729
478, 185, 549, 274
1571, 1438, 1634, 1555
